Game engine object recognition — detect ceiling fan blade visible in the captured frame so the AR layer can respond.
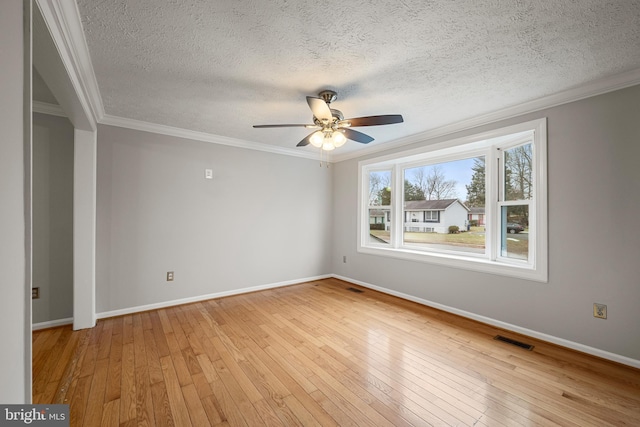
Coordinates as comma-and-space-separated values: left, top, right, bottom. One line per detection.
343, 128, 374, 144
253, 124, 316, 128
306, 96, 333, 122
345, 114, 404, 127
296, 132, 315, 147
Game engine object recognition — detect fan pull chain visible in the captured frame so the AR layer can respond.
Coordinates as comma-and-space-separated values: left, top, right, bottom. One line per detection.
318, 147, 330, 168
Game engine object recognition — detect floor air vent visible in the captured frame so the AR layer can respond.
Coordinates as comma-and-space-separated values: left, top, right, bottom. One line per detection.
346, 287, 364, 293
494, 335, 534, 351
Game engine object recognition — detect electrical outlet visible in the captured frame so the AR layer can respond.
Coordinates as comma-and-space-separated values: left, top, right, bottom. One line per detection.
593, 303, 607, 319
32, 287, 40, 299
167, 271, 174, 282
343, 255, 347, 263
205, 169, 213, 179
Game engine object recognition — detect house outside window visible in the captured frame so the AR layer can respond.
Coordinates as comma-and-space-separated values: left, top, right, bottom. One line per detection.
358, 118, 547, 282
468, 207, 485, 226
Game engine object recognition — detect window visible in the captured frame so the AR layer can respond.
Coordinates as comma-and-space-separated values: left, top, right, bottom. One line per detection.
367, 170, 392, 244
424, 211, 438, 222
499, 143, 533, 262
358, 119, 547, 282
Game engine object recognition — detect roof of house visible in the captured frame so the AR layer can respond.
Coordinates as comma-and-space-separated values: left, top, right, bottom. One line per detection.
403, 199, 469, 211
469, 207, 485, 215
369, 209, 389, 216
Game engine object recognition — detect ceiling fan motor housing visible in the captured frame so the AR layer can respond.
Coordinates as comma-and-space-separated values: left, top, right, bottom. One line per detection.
313, 109, 344, 127
318, 90, 338, 104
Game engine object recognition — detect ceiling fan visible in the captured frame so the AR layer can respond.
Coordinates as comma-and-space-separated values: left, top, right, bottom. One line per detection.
253, 90, 403, 151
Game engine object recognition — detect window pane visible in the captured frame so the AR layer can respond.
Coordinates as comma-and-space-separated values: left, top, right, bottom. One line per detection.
368, 170, 391, 245
402, 158, 485, 254
501, 205, 529, 260
504, 143, 533, 201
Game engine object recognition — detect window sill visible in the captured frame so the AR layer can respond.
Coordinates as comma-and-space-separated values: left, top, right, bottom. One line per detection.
357, 245, 548, 282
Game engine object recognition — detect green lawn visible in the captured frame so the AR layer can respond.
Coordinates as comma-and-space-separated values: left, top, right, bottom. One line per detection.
370, 227, 485, 247
369, 226, 529, 257
503, 236, 529, 258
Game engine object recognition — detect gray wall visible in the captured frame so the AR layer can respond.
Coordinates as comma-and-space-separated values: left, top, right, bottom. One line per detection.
33, 67, 58, 104
0, 0, 29, 403
96, 125, 333, 313
32, 112, 74, 323
332, 84, 640, 361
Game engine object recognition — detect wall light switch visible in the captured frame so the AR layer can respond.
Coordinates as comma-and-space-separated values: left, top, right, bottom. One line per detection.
205, 169, 213, 179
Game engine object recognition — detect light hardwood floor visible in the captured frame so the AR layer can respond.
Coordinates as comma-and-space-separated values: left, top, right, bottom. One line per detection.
33, 278, 640, 426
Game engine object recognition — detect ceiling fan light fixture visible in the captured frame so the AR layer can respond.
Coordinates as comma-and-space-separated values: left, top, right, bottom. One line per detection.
309, 131, 324, 147
322, 141, 336, 151
332, 130, 346, 147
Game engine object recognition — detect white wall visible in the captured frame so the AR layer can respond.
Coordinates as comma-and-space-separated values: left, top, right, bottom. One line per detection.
73, 128, 97, 329
443, 203, 468, 232
96, 125, 332, 314
332, 84, 640, 362
0, 0, 29, 403
32, 112, 74, 324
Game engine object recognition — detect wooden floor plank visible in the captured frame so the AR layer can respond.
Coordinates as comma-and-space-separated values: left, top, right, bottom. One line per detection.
135, 362, 156, 427
55, 328, 91, 405
48, 330, 80, 384
200, 394, 226, 425
252, 398, 289, 426
83, 357, 110, 427
143, 328, 164, 385
33, 327, 71, 395
210, 356, 264, 425
100, 398, 119, 427
96, 319, 113, 360
309, 389, 360, 427
103, 331, 122, 403
69, 375, 91, 427
119, 342, 137, 423
33, 278, 640, 426
181, 383, 212, 427
150, 381, 175, 427
150, 311, 172, 358
160, 356, 193, 427
208, 378, 247, 426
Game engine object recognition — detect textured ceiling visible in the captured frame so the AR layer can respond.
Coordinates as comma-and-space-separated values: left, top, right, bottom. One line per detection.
74, 0, 640, 156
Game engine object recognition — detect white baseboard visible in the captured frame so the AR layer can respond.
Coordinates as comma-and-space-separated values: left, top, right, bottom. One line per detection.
32, 317, 73, 331
331, 274, 640, 369
96, 274, 332, 320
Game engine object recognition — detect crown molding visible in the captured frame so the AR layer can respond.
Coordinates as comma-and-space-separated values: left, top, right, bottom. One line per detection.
32, 101, 66, 117
35, 0, 104, 125
36, 0, 332, 161
332, 68, 640, 162
42, 0, 639, 164
100, 114, 327, 161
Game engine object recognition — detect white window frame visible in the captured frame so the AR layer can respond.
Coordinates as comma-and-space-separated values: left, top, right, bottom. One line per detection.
357, 118, 547, 282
